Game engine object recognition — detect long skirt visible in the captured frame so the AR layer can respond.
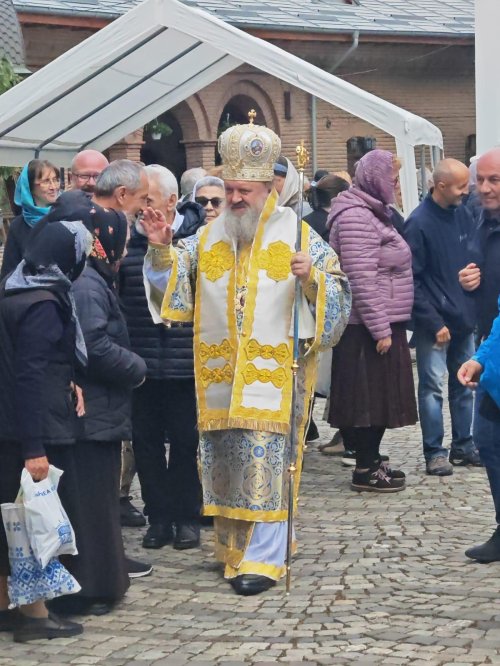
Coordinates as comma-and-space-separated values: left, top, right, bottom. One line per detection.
328, 323, 417, 429
59, 440, 129, 602
0, 439, 129, 603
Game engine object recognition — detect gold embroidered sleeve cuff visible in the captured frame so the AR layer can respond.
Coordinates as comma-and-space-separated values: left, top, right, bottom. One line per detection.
302, 266, 319, 302
148, 243, 173, 271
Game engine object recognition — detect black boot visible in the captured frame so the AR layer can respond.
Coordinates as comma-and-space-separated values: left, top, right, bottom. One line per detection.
120, 496, 146, 527
465, 527, 500, 563
174, 522, 200, 550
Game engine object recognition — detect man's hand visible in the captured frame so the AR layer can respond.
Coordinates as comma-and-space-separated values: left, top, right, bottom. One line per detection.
459, 263, 481, 292
435, 326, 451, 346
141, 207, 173, 246
291, 252, 313, 283
457, 359, 483, 388
25, 456, 49, 481
376, 336, 392, 355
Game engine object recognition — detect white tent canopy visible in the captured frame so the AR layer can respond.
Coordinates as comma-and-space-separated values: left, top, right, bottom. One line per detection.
0, 0, 443, 212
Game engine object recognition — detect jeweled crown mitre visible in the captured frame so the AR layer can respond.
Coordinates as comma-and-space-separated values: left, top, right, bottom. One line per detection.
218, 110, 281, 182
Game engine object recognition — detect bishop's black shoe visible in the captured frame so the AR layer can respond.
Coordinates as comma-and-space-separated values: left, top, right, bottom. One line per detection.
229, 574, 276, 596
465, 527, 500, 563
142, 523, 173, 549
120, 497, 146, 527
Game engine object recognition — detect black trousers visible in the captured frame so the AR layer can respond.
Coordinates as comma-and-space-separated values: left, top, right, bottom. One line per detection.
132, 378, 201, 526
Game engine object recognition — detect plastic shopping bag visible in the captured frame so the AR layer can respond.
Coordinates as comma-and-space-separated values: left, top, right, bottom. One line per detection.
21, 466, 77, 568
1, 502, 80, 607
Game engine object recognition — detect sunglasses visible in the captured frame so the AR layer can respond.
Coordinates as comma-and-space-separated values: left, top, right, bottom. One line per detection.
195, 196, 224, 208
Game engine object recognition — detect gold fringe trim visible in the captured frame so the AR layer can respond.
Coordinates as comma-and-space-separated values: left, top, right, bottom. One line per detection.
199, 416, 291, 435
203, 504, 288, 522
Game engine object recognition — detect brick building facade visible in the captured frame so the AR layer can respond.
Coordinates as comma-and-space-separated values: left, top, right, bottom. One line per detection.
17, 12, 475, 179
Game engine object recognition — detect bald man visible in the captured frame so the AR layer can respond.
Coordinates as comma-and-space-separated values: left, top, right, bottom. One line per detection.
404, 158, 480, 476
69, 149, 109, 193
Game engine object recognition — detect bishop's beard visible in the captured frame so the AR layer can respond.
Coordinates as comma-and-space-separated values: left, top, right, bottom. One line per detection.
223, 206, 260, 246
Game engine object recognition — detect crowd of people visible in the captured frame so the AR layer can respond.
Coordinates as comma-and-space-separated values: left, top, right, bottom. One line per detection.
1, 113, 500, 642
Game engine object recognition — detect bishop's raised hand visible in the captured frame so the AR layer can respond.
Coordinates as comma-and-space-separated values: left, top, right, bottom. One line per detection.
142, 206, 173, 246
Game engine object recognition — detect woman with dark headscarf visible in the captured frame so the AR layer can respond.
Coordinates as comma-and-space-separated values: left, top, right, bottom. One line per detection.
327, 149, 417, 492
0, 220, 92, 642
51, 205, 147, 616
1, 160, 60, 279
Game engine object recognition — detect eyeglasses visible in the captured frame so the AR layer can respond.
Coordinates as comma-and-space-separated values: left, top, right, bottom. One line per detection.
195, 196, 224, 208
35, 177, 60, 187
73, 173, 101, 182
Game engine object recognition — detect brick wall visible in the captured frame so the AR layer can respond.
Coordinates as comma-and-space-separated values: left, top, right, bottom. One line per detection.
20, 24, 475, 174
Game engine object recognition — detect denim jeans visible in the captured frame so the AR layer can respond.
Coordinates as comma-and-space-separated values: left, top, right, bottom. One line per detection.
414, 329, 474, 462
474, 386, 500, 525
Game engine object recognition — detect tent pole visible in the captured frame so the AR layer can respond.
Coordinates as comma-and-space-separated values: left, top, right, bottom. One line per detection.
310, 95, 317, 177
420, 145, 428, 199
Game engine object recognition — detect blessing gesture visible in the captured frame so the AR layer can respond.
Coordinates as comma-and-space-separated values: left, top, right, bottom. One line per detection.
141, 207, 173, 246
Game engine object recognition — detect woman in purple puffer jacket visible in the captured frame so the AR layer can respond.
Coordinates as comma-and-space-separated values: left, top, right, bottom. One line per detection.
327, 149, 417, 492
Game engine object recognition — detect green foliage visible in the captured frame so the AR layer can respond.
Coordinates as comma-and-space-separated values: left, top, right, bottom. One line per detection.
0, 56, 20, 94
0, 58, 22, 211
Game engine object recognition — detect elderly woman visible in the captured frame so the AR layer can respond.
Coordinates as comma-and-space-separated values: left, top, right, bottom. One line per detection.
1, 160, 60, 279
192, 176, 225, 221
52, 205, 147, 617
0, 220, 92, 642
327, 149, 417, 492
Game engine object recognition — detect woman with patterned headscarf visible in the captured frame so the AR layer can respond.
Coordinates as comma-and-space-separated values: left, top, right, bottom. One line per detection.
50, 205, 147, 617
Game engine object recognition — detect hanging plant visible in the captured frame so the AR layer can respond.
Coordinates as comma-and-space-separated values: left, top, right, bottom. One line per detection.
0, 58, 22, 214
144, 118, 173, 141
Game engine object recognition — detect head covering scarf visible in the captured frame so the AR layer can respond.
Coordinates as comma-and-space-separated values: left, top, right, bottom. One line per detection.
276, 157, 300, 209
5, 220, 93, 366
87, 206, 128, 288
14, 164, 55, 228
353, 150, 395, 206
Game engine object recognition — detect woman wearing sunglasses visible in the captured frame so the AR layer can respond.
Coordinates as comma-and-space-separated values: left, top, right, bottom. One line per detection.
192, 176, 225, 221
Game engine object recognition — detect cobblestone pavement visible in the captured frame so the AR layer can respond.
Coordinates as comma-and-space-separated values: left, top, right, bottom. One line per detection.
2, 396, 500, 665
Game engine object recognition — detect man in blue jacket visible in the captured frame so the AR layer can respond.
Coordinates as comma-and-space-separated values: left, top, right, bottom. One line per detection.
404, 159, 480, 476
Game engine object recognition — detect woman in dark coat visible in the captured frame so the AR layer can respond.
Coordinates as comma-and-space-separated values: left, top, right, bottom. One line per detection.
304, 175, 350, 241
53, 206, 147, 616
327, 150, 417, 492
1, 159, 60, 279
0, 220, 92, 642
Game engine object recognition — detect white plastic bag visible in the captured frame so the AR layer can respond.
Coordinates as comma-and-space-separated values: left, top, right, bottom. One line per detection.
1, 502, 80, 607
21, 465, 77, 568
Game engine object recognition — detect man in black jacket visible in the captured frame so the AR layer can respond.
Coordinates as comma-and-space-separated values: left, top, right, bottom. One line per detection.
458, 147, 500, 563
404, 159, 480, 476
119, 164, 206, 551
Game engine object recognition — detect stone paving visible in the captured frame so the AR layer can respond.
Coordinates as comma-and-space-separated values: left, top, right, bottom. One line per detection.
2, 396, 500, 665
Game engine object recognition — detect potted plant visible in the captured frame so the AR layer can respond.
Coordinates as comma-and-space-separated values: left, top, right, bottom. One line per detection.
144, 118, 173, 141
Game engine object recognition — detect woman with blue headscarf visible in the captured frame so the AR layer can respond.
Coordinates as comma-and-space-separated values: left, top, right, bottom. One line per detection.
1, 159, 60, 280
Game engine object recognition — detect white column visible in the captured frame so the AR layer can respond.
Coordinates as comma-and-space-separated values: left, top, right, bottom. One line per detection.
475, 0, 500, 154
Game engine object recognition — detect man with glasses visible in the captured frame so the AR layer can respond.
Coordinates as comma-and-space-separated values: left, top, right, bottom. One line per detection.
69, 150, 109, 194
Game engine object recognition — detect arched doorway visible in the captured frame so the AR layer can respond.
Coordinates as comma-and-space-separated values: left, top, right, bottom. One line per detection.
140, 111, 186, 180
215, 95, 266, 164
